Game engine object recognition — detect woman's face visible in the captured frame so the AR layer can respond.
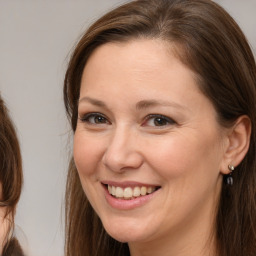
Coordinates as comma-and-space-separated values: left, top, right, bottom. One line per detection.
74, 39, 228, 246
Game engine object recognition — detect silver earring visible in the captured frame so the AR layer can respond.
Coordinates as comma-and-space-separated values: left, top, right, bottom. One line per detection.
224, 165, 234, 185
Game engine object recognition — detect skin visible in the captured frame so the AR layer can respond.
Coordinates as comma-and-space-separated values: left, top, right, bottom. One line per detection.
0, 184, 9, 253
0, 209, 8, 253
74, 39, 232, 256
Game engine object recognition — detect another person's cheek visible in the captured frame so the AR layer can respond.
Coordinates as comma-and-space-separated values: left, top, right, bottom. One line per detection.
0, 208, 8, 253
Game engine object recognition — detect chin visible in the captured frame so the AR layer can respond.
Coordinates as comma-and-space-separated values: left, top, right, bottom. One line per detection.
101, 217, 154, 243
106, 229, 146, 243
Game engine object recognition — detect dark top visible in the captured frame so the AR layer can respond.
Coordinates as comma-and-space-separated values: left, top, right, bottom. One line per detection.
2, 238, 25, 256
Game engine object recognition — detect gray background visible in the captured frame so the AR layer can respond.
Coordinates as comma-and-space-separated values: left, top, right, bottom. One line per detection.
0, 1, 255, 255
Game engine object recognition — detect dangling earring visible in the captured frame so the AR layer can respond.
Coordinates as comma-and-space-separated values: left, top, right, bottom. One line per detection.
224, 164, 234, 185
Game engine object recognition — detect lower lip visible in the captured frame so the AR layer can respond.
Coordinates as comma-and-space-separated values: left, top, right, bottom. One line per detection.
103, 185, 159, 210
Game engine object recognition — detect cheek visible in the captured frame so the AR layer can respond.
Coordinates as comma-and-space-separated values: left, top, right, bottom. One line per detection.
73, 131, 103, 177
143, 131, 222, 182
143, 136, 195, 176
73, 131, 105, 213
144, 133, 223, 218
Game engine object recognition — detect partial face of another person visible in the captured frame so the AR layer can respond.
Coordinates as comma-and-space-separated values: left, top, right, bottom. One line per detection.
0, 184, 8, 252
74, 39, 229, 245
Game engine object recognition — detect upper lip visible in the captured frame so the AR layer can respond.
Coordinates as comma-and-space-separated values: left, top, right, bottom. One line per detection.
101, 180, 161, 188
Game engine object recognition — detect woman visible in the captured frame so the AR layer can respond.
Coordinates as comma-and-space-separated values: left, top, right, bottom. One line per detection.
0, 95, 24, 255
64, 0, 256, 255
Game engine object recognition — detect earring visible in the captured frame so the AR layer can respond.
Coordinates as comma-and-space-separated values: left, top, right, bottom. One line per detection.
224, 164, 234, 185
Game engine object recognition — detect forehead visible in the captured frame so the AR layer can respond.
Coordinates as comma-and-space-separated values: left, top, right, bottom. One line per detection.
81, 39, 199, 94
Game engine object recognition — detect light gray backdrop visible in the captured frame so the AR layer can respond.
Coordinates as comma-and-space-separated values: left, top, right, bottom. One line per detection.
0, 1, 255, 256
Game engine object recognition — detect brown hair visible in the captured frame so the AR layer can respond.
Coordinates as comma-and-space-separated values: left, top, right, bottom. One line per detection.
64, 0, 256, 255
0, 95, 23, 252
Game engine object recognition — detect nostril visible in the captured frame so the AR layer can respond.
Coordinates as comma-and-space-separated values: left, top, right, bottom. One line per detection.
101, 133, 143, 173
102, 151, 143, 173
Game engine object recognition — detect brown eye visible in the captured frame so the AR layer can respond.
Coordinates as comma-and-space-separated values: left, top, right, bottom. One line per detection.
143, 114, 176, 127
153, 117, 169, 126
92, 115, 107, 124
80, 113, 110, 125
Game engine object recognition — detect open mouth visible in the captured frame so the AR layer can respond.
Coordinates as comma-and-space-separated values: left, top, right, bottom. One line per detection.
105, 184, 160, 200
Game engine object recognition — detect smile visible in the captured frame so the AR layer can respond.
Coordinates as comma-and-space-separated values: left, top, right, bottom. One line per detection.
102, 182, 161, 210
107, 185, 158, 200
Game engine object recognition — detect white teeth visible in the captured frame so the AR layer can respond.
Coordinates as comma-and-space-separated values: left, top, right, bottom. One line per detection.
133, 186, 140, 197
141, 186, 147, 196
115, 187, 123, 198
107, 185, 157, 199
124, 187, 133, 198
112, 186, 116, 196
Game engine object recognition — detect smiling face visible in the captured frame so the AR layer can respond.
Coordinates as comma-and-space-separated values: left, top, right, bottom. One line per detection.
73, 39, 228, 253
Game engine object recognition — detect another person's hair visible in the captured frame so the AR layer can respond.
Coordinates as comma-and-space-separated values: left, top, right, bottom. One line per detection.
0, 95, 23, 254
64, 0, 256, 255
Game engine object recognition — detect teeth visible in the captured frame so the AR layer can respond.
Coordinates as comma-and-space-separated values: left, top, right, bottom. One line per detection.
133, 186, 140, 197
107, 185, 157, 199
112, 186, 116, 196
124, 187, 133, 198
115, 187, 123, 198
147, 187, 153, 193
141, 186, 147, 196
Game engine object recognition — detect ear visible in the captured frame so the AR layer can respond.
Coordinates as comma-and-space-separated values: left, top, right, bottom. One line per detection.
220, 115, 251, 174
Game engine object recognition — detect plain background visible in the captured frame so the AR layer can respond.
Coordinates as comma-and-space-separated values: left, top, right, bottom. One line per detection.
0, 1, 255, 255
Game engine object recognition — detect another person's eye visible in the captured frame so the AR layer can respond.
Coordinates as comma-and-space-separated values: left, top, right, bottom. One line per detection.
79, 113, 110, 125
142, 114, 176, 127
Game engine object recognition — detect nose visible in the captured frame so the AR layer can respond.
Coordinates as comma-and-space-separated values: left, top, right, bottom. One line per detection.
102, 126, 143, 173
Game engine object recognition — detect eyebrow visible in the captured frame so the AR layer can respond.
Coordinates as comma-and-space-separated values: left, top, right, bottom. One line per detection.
79, 97, 107, 107
79, 97, 186, 111
135, 99, 186, 111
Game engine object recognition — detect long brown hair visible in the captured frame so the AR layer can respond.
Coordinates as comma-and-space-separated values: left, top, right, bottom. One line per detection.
0, 95, 23, 252
64, 0, 256, 255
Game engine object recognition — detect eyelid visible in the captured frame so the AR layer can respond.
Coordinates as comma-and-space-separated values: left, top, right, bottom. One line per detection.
142, 114, 176, 127
79, 112, 111, 124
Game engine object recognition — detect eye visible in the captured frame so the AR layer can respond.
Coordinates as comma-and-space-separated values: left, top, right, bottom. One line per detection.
79, 112, 110, 125
142, 114, 176, 127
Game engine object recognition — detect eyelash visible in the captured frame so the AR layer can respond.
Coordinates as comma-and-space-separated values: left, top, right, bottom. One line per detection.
79, 113, 176, 128
79, 112, 110, 125
142, 114, 176, 127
